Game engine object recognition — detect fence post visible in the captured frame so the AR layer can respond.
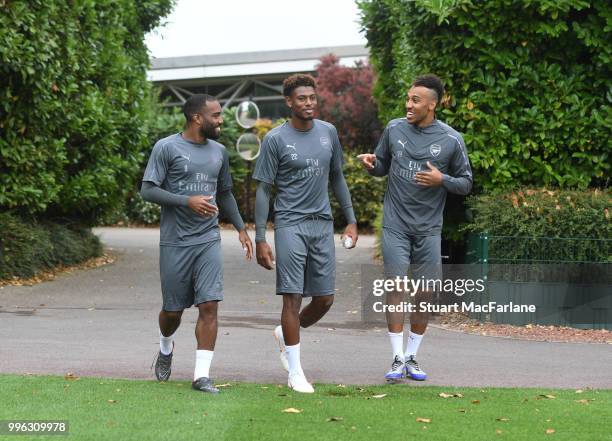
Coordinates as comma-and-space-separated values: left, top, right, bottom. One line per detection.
479, 233, 490, 323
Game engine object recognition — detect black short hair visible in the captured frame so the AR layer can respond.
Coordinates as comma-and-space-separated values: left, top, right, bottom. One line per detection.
183, 94, 217, 122
283, 74, 316, 97
412, 74, 445, 106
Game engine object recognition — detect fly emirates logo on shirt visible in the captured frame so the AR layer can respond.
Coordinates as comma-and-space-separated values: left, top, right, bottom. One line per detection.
292, 158, 325, 179
286, 141, 327, 180
178, 173, 217, 193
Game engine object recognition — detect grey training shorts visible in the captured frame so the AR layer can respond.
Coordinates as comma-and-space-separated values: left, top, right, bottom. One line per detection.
159, 239, 223, 311
381, 227, 442, 280
274, 219, 335, 296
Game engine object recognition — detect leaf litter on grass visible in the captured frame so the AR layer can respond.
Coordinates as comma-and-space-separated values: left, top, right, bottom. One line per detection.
439, 392, 463, 398
327, 417, 343, 422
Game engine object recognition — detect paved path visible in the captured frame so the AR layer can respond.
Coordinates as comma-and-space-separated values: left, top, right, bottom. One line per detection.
1, 227, 610, 388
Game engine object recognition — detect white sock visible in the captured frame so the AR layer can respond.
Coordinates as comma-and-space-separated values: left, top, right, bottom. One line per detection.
194, 350, 214, 380
405, 331, 424, 359
159, 329, 175, 355
285, 343, 303, 376
388, 331, 404, 360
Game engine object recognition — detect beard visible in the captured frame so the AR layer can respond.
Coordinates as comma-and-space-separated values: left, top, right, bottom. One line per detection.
293, 110, 314, 121
201, 124, 220, 140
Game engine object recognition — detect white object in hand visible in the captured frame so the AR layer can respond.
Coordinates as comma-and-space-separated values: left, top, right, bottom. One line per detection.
343, 236, 354, 249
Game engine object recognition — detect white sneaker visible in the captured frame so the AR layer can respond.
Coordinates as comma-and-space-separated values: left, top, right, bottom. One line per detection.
405, 356, 427, 381
273, 325, 289, 372
384, 355, 405, 382
288, 372, 314, 393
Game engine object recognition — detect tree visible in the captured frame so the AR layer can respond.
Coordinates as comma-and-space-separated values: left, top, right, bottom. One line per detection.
315, 55, 381, 152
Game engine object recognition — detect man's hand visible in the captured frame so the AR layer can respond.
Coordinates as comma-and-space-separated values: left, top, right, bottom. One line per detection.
256, 242, 275, 270
357, 153, 376, 170
188, 195, 219, 217
415, 162, 443, 187
342, 223, 358, 249
239, 229, 253, 260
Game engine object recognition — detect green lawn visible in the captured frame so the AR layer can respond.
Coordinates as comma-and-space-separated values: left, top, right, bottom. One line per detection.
1, 375, 609, 441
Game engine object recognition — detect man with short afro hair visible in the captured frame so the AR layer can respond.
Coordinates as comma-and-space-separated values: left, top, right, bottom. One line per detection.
254, 73, 358, 393
282, 73, 317, 97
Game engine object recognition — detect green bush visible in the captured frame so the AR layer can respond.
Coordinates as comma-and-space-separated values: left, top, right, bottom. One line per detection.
125, 193, 161, 225
464, 188, 610, 238
113, 92, 184, 226
0, 0, 173, 223
143, 91, 186, 150
331, 154, 386, 228
0, 213, 102, 279
359, 0, 611, 190
463, 188, 611, 262
373, 204, 384, 261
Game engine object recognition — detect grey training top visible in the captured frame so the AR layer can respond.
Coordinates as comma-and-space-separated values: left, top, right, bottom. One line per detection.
140, 181, 245, 232
142, 133, 233, 246
253, 119, 353, 228
369, 118, 472, 236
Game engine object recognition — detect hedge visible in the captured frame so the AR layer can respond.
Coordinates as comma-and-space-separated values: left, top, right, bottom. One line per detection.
359, 0, 611, 190
0, 0, 173, 223
0, 213, 102, 280
463, 188, 611, 262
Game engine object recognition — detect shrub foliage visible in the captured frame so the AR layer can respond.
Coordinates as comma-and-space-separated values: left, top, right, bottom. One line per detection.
315, 55, 382, 152
463, 188, 611, 262
359, 0, 611, 190
0, 0, 174, 223
0, 213, 102, 279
